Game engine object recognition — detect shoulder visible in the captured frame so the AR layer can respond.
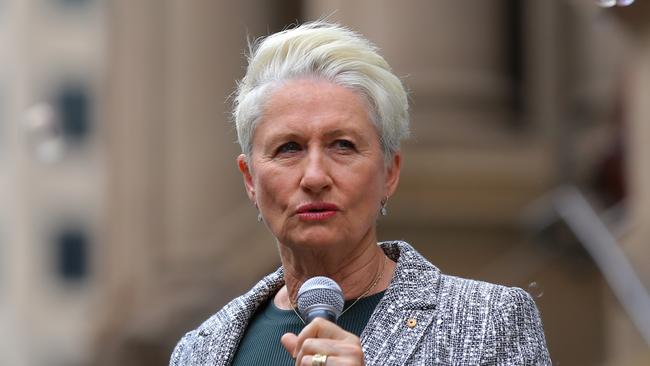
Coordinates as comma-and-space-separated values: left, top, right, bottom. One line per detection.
481, 285, 551, 364
436, 274, 545, 337
381, 240, 539, 318
169, 328, 199, 366
438, 273, 528, 309
436, 274, 551, 365
168, 294, 256, 366
169, 268, 285, 365
373, 241, 550, 364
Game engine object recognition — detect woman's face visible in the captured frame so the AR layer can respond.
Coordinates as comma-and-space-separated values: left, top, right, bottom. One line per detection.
238, 79, 401, 251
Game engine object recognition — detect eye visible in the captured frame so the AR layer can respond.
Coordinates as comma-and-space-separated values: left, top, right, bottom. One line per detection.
332, 139, 356, 151
276, 141, 302, 155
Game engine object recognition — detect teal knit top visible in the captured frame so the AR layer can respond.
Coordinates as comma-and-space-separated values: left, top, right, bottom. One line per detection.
231, 291, 385, 365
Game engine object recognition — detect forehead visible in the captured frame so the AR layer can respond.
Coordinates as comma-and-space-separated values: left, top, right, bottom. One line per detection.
254, 79, 377, 140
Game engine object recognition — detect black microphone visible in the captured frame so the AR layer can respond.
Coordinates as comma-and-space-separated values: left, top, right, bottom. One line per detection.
296, 276, 344, 323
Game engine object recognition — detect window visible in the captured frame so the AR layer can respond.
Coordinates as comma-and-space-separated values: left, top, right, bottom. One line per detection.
54, 83, 92, 146
54, 225, 90, 282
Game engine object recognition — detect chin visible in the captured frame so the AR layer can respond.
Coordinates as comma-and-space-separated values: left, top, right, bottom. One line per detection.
285, 231, 345, 250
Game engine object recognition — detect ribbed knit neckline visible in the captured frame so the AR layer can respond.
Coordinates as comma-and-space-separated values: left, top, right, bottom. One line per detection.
230, 290, 385, 366
267, 290, 386, 323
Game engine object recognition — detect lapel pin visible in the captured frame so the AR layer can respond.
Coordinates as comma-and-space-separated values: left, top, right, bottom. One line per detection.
406, 318, 417, 328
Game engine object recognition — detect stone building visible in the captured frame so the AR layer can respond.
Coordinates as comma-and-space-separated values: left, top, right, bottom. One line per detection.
0, 1, 647, 365
0, 0, 105, 365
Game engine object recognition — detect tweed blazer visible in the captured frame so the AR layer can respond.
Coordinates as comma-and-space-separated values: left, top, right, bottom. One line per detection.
170, 241, 551, 365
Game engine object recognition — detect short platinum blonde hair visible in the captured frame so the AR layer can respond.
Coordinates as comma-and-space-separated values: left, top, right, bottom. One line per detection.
233, 22, 409, 162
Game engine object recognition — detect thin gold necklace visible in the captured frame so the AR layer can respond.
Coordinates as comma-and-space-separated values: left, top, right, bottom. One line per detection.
291, 255, 387, 325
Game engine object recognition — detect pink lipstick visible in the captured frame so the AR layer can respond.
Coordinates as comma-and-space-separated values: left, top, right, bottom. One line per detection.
295, 202, 339, 221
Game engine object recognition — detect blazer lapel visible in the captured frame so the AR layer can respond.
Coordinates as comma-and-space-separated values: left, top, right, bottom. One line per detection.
193, 268, 285, 366
361, 241, 441, 365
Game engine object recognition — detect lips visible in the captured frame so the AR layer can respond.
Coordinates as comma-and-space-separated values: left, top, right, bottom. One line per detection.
295, 202, 340, 221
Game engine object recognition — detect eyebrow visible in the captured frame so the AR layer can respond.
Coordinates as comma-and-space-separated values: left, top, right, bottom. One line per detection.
322, 128, 363, 139
267, 128, 366, 142
259, 124, 377, 154
264, 132, 301, 146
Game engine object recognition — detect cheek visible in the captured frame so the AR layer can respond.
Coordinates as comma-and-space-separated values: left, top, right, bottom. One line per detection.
346, 166, 386, 206
254, 167, 293, 209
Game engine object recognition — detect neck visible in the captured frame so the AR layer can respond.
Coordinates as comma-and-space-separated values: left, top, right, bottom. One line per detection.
274, 235, 395, 310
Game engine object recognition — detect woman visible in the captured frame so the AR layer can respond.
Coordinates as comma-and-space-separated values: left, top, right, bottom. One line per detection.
170, 22, 551, 366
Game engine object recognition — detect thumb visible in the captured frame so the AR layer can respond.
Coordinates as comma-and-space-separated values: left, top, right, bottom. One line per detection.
281, 332, 299, 357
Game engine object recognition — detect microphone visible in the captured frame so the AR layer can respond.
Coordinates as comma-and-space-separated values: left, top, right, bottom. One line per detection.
297, 276, 344, 323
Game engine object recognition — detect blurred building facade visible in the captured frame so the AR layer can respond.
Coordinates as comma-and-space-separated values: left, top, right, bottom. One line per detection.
0, 1, 648, 365
0, 0, 106, 365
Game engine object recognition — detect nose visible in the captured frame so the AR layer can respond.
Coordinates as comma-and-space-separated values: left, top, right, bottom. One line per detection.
300, 149, 332, 194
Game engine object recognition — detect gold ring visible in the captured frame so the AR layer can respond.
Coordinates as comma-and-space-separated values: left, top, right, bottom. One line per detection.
312, 353, 328, 366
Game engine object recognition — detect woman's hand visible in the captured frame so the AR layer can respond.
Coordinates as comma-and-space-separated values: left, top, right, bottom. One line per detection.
281, 318, 365, 366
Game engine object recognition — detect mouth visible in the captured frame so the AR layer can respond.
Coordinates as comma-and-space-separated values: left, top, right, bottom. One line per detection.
295, 202, 340, 221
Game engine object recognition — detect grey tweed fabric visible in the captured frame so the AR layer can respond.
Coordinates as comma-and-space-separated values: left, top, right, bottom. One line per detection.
170, 241, 552, 365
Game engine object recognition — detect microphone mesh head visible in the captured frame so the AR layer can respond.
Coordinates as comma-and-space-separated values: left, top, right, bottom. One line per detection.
297, 276, 344, 317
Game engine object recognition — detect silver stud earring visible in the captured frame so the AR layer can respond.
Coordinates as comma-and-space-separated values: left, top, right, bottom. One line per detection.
380, 198, 388, 216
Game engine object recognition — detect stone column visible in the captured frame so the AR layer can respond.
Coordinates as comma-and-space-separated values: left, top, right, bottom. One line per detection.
95, 1, 284, 364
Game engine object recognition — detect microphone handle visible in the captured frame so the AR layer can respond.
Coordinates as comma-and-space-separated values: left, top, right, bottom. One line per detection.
305, 308, 337, 323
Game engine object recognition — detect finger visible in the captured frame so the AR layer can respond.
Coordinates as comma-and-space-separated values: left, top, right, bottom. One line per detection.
296, 318, 356, 348
294, 338, 338, 365
300, 355, 336, 366
300, 355, 326, 366
294, 337, 364, 366
300, 338, 362, 358
299, 355, 317, 366
293, 319, 360, 365
281, 332, 298, 358
300, 355, 360, 366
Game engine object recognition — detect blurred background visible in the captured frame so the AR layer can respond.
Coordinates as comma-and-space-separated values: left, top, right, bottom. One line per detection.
0, 0, 649, 365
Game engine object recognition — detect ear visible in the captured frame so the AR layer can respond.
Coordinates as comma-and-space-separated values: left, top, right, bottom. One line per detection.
237, 154, 256, 203
384, 152, 401, 198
